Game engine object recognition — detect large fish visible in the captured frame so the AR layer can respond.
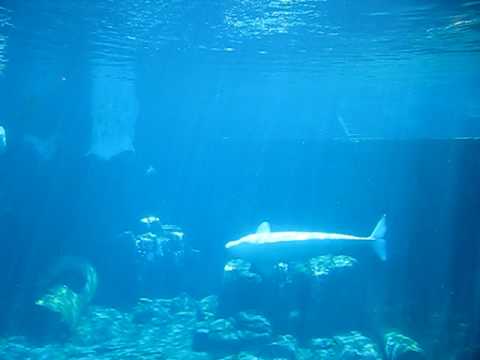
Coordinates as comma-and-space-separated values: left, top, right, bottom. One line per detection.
225, 215, 387, 264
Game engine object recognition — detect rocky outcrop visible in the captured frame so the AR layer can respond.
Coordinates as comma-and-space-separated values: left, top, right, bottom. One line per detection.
259, 334, 298, 360
220, 255, 369, 339
309, 332, 381, 360
34, 258, 98, 340
193, 312, 273, 354
384, 332, 425, 360
220, 259, 265, 314
0, 294, 428, 360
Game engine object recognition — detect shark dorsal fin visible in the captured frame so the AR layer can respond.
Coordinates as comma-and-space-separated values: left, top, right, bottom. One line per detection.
256, 221, 271, 233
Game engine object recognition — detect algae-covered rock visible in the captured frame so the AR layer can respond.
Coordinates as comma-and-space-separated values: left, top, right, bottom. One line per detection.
384, 332, 425, 360
35, 259, 98, 331
73, 295, 202, 357
35, 284, 83, 328
308, 255, 358, 278
193, 313, 272, 354
260, 334, 298, 360
221, 259, 264, 314
265, 255, 364, 339
0, 337, 31, 360
306, 255, 367, 338
220, 254, 363, 336
235, 312, 272, 334
132, 295, 199, 325
309, 332, 381, 360
198, 295, 219, 321
311, 337, 337, 350
72, 306, 135, 346
3, 293, 429, 360
193, 318, 242, 351
234, 312, 272, 349
132, 297, 171, 325
223, 259, 263, 285
170, 292, 198, 313
310, 337, 339, 359
334, 332, 382, 360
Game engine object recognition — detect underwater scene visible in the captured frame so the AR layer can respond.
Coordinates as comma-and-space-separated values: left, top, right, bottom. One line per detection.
0, 0, 480, 359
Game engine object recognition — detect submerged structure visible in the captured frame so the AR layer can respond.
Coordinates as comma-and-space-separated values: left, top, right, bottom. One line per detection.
88, 66, 138, 160
1, 294, 427, 360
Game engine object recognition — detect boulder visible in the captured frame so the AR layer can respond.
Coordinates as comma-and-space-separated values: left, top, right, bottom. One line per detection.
220, 254, 367, 340
236, 312, 272, 334
271, 255, 365, 339
193, 313, 273, 355
220, 260, 264, 314
384, 332, 425, 360
260, 334, 298, 360
198, 295, 219, 321
132, 297, 171, 325
334, 332, 382, 360
193, 318, 242, 352
310, 332, 382, 360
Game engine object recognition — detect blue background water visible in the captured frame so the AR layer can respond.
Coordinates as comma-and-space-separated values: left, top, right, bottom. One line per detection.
0, 0, 479, 355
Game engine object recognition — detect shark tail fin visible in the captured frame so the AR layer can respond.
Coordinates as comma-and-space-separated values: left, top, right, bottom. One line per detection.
370, 214, 387, 261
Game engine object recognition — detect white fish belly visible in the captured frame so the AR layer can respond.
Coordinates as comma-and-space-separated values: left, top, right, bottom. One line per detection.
229, 232, 372, 263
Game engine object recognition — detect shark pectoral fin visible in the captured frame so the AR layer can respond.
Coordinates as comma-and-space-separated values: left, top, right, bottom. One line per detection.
256, 221, 271, 234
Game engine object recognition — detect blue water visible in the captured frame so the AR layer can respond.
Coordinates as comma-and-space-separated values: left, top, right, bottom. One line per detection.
0, 0, 479, 358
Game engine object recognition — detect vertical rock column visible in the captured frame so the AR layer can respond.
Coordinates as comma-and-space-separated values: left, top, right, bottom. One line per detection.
89, 66, 138, 160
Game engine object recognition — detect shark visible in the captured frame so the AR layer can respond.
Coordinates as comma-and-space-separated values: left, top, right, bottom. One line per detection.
225, 215, 387, 265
